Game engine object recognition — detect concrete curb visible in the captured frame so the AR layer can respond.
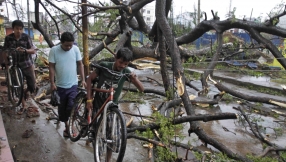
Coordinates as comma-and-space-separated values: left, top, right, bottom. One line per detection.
0, 110, 14, 162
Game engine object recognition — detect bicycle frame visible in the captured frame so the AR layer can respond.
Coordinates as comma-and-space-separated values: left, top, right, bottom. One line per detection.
89, 86, 115, 139
5, 49, 22, 86
69, 63, 128, 161
3, 48, 24, 107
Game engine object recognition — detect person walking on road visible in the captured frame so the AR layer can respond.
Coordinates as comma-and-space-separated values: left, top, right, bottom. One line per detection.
39, 34, 43, 45
3, 20, 37, 114
48, 31, 86, 137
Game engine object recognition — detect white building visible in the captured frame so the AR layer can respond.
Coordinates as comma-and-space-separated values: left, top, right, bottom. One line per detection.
140, 2, 155, 28
278, 15, 286, 28
175, 12, 196, 28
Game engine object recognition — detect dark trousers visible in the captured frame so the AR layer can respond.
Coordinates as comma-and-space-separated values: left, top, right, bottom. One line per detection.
57, 85, 78, 122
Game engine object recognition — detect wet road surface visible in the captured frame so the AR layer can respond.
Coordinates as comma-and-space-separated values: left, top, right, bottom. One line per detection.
1, 67, 286, 161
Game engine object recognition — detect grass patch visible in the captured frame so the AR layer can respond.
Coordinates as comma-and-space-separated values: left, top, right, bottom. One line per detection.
120, 91, 145, 104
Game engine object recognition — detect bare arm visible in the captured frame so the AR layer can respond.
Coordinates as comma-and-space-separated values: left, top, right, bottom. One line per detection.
86, 70, 98, 111
77, 60, 86, 87
49, 62, 57, 91
129, 73, 144, 92
26, 48, 36, 54
86, 71, 98, 100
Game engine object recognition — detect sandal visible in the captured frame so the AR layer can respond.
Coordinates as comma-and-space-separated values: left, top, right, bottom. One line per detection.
22, 129, 33, 138
17, 108, 26, 115
26, 107, 40, 117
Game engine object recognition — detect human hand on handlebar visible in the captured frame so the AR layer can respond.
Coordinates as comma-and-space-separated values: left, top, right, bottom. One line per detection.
16, 47, 26, 53
128, 72, 138, 82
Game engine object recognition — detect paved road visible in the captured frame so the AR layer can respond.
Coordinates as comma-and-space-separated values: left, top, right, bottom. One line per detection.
0, 70, 149, 162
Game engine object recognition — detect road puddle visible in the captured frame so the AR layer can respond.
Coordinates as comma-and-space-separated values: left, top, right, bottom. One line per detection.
120, 92, 286, 158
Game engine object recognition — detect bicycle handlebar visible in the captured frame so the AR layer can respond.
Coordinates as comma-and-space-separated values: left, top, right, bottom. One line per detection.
1, 48, 24, 54
90, 63, 131, 79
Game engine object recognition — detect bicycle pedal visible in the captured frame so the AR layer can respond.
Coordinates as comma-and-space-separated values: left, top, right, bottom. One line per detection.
88, 132, 95, 141
80, 126, 88, 137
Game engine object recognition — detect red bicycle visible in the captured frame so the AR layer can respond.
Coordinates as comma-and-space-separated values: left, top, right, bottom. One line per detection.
68, 63, 128, 162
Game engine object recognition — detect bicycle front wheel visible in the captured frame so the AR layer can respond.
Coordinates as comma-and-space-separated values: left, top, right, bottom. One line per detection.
68, 91, 87, 142
93, 106, 127, 162
7, 67, 23, 107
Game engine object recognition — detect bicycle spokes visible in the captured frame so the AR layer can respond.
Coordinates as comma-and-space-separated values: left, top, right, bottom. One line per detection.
94, 107, 127, 162
107, 113, 121, 153
7, 67, 23, 107
68, 92, 88, 142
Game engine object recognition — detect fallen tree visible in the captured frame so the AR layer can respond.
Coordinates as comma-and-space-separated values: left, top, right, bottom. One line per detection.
15, 0, 286, 161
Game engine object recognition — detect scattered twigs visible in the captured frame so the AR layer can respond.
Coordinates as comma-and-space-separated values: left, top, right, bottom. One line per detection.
264, 5, 286, 26
241, 101, 286, 117
127, 134, 167, 148
148, 143, 154, 162
126, 116, 134, 127
258, 146, 286, 158
122, 111, 154, 119
102, 41, 116, 56
222, 126, 236, 135
236, 105, 286, 160
146, 77, 163, 86
44, 0, 82, 33
236, 106, 275, 146
169, 140, 203, 154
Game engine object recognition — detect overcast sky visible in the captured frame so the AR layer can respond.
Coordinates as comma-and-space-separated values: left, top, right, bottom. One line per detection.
172, 0, 285, 20
6, 0, 286, 21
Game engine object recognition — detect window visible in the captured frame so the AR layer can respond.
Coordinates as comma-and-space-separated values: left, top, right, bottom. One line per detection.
147, 10, 150, 14
147, 17, 150, 21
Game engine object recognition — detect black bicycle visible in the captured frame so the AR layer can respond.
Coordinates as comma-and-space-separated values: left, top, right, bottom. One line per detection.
2, 48, 24, 107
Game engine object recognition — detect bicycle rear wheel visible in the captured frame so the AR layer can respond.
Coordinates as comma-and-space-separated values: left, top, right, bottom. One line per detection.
7, 67, 23, 107
68, 91, 87, 142
93, 106, 127, 162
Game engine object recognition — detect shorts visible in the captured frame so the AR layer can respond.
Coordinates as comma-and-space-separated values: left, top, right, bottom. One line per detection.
57, 85, 78, 122
21, 65, 36, 93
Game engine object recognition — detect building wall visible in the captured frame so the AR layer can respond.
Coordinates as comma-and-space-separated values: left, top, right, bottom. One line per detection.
29, 12, 44, 23
141, 2, 155, 27
5, 28, 12, 35
278, 15, 286, 28
5, 27, 35, 39
24, 28, 34, 38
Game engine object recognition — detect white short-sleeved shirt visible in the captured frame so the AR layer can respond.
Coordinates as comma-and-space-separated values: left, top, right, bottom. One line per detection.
48, 44, 82, 88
